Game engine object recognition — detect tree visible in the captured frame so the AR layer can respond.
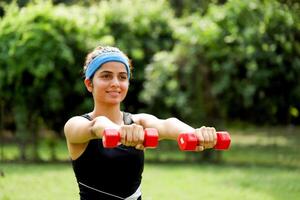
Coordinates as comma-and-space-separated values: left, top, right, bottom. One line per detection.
0, 2, 87, 160
141, 0, 300, 126
0, 0, 176, 160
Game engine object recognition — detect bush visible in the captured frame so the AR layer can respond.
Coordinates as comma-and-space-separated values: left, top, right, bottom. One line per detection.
0, 1, 89, 159
141, 0, 300, 125
0, 0, 176, 160
85, 0, 176, 112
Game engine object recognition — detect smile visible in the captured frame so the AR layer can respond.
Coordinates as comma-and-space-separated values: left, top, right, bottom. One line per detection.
106, 91, 121, 96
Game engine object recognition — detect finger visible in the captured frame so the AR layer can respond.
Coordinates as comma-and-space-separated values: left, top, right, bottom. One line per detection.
202, 128, 210, 148
131, 125, 137, 143
204, 127, 217, 148
135, 144, 145, 150
123, 125, 133, 146
196, 127, 205, 146
195, 146, 205, 152
132, 124, 142, 144
119, 126, 127, 145
212, 127, 217, 146
138, 125, 144, 144
206, 128, 214, 148
127, 125, 134, 146
208, 127, 217, 148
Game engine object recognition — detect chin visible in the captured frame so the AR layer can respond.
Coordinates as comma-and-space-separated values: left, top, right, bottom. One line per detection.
106, 98, 124, 105
107, 100, 121, 105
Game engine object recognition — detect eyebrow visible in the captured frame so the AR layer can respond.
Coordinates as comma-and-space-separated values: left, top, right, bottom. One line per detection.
100, 71, 128, 75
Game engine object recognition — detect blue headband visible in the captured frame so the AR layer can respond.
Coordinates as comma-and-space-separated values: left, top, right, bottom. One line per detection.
85, 52, 130, 80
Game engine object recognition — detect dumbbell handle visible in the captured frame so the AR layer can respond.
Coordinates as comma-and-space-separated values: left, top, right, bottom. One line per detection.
103, 128, 159, 148
178, 131, 231, 151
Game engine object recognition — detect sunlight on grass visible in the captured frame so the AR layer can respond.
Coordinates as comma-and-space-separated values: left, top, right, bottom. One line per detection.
142, 163, 300, 200
1, 163, 299, 200
0, 164, 78, 200
1, 126, 300, 199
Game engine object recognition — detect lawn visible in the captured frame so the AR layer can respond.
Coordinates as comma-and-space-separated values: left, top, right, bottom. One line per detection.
0, 162, 299, 200
0, 126, 300, 200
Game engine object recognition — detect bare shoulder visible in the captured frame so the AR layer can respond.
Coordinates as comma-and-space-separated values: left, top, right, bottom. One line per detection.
64, 116, 91, 138
65, 115, 89, 125
64, 116, 88, 129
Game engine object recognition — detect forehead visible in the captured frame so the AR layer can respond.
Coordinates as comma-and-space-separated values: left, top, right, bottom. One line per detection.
98, 61, 127, 72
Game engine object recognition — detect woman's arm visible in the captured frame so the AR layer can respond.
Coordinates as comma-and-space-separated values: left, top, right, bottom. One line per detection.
64, 116, 120, 144
64, 115, 145, 159
132, 113, 217, 151
132, 114, 194, 140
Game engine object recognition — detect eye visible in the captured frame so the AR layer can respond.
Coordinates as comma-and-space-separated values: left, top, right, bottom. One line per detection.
119, 74, 128, 80
101, 74, 112, 79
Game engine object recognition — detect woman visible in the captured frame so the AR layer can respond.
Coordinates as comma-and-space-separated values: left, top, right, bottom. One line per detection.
64, 46, 217, 200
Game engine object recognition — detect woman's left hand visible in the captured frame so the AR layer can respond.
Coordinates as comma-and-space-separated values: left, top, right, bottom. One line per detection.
119, 124, 145, 150
194, 126, 217, 152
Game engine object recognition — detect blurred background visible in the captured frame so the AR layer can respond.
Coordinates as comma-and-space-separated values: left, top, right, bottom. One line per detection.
0, 0, 299, 199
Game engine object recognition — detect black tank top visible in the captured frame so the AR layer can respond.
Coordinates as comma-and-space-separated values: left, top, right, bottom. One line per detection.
71, 112, 144, 200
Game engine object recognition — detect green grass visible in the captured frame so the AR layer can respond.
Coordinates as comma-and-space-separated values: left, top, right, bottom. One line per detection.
0, 163, 299, 200
1, 126, 300, 199
0, 163, 78, 200
143, 163, 300, 200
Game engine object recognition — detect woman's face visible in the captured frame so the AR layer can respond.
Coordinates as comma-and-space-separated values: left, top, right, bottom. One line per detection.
89, 62, 129, 105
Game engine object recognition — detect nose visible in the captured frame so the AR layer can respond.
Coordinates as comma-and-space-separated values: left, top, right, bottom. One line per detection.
110, 76, 120, 87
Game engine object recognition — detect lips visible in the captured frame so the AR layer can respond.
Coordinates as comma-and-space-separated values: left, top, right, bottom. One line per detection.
106, 91, 121, 97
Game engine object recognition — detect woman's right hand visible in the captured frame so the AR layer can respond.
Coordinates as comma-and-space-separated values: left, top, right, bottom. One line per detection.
119, 124, 145, 150
194, 126, 217, 151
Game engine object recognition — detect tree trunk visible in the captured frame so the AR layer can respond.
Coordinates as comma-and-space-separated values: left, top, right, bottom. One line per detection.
30, 113, 40, 161
14, 104, 29, 161
0, 99, 4, 161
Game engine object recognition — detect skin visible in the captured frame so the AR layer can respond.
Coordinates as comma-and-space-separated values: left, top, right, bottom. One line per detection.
64, 61, 217, 160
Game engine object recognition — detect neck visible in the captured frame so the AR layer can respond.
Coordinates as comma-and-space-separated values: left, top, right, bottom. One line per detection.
91, 103, 123, 125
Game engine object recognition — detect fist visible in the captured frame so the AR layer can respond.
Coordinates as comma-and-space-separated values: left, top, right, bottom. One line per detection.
119, 124, 145, 150
195, 126, 217, 151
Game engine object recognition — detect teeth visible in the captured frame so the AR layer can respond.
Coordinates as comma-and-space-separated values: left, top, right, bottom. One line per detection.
107, 91, 120, 96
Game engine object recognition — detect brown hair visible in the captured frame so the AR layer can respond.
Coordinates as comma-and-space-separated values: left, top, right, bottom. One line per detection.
83, 46, 133, 79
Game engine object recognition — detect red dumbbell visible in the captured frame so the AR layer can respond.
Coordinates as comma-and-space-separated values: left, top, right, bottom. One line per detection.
102, 128, 159, 148
177, 131, 231, 151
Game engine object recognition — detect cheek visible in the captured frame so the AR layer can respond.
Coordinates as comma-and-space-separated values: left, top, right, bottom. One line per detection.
92, 80, 106, 92
121, 82, 129, 91
93, 78, 106, 87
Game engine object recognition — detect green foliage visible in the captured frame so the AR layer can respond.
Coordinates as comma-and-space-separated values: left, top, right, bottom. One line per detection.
0, 1, 89, 159
0, 0, 299, 162
141, 51, 186, 118
84, 0, 176, 112
169, 0, 221, 17
141, 0, 300, 125
0, 0, 176, 160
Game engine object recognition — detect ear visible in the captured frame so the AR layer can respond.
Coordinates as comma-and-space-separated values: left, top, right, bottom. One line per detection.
84, 78, 93, 93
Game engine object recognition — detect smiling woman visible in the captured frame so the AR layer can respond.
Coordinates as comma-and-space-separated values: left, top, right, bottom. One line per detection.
85, 61, 129, 106
83, 47, 131, 109
63, 45, 218, 200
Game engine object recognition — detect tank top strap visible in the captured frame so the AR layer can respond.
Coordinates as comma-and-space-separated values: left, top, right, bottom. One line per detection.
81, 112, 133, 125
123, 112, 134, 125
81, 113, 93, 121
